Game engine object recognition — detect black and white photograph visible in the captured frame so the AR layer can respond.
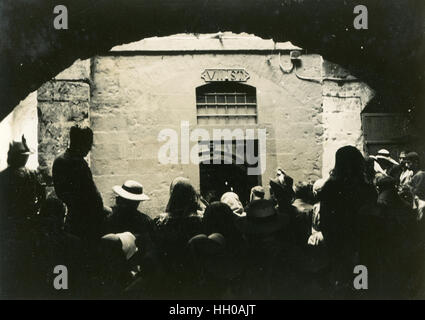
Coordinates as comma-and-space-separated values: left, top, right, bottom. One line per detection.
0, 0, 424, 301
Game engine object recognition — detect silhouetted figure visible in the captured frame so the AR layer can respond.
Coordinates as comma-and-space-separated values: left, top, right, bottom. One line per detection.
292, 181, 315, 245
187, 233, 240, 299
220, 191, 245, 216
269, 169, 308, 246
236, 199, 308, 299
0, 135, 44, 223
249, 185, 265, 202
52, 125, 105, 240
203, 201, 245, 253
32, 197, 83, 299
153, 177, 203, 298
406, 152, 425, 201
105, 180, 161, 298
91, 233, 134, 298
319, 146, 377, 298
0, 135, 44, 299
372, 149, 399, 176
388, 150, 410, 184
106, 180, 153, 242
366, 175, 418, 298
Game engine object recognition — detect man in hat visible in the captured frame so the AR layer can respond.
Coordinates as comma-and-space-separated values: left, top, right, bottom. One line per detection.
236, 199, 309, 298
105, 180, 159, 293
372, 149, 399, 176
390, 150, 412, 185
105, 180, 153, 238
244, 185, 266, 213
0, 135, 44, 221
249, 186, 265, 202
52, 125, 105, 240
0, 135, 45, 298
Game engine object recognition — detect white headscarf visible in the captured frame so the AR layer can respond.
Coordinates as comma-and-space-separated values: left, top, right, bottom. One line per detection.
116, 232, 138, 260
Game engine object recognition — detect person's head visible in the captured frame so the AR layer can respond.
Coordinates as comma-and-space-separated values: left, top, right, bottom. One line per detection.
399, 150, 408, 165
39, 197, 66, 229
399, 185, 416, 210
237, 199, 289, 237
203, 202, 238, 238
331, 145, 365, 182
187, 233, 239, 289
250, 186, 265, 202
406, 152, 420, 172
112, 180, 149, 210
294, 182, 315, 205
374, 175, 397, 194
69, 125, 93, 157
115, 196, 139, 210
7, 135, 32, 168
166, 177, 199, 217
269, 171, 295, 207
220, 192, 244, 216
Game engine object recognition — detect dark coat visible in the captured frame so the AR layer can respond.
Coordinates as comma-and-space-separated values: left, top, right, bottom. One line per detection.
152, 213, 203, 298
0, 166, 44, 220
409, 170, 425, 200
319, 177, 377, 290
52, 149, 105, 239
105, 206, 154, 238
105, 206, 157, 266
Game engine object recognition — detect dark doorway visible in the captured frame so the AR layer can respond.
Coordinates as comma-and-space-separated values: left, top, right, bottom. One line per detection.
199, 139, 262, 206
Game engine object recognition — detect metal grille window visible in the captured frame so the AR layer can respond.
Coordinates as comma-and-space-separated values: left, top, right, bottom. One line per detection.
196, 83, 257, 125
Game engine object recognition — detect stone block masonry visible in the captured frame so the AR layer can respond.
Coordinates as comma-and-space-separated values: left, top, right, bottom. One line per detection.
33, 36, 376, 217
37, 60, 91, 191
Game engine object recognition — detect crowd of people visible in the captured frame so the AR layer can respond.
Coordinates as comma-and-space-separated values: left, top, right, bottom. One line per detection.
0, 125, 424, 299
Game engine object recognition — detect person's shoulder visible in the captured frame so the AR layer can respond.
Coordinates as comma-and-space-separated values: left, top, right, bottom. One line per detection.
53, 150, 67, 162
137, 210, 153, 223
10, 167, 37, 180
187, 213, 203, 224
52, 151, 70, 170
320, 178, 339, 196
414, 170, 425, 178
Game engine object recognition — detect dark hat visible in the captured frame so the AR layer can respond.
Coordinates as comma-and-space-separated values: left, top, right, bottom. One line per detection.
236, 199, 289, 235
113, 180, 150, 201
406, 152, 420, 161
375, 175, 396, 188
269, 174, 295, 203
8, 135, 34, 156
188, 233, 226, 252
188, 233, 240, 280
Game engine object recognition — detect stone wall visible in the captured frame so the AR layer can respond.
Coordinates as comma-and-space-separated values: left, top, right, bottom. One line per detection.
32, 35, 375, 217
37, 60, 91, 190
90, 51, 324, 215
321, 60, 375, 177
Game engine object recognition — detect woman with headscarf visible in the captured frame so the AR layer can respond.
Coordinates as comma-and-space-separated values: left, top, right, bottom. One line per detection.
152, 177, 204, 298
220, 192, 245, 217
319, 146, 377, 297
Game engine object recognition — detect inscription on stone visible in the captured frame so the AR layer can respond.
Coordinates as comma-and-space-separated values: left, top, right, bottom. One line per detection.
201, 69, 250, 82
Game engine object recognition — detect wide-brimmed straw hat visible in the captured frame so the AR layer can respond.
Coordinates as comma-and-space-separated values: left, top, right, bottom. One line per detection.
236, 199, 289, 235
374, 149, 399, 165
113, 180, 150, 201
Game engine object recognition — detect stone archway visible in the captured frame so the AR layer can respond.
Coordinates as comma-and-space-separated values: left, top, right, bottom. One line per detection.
33, 33, 378, 211
1, 0, 424, 120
